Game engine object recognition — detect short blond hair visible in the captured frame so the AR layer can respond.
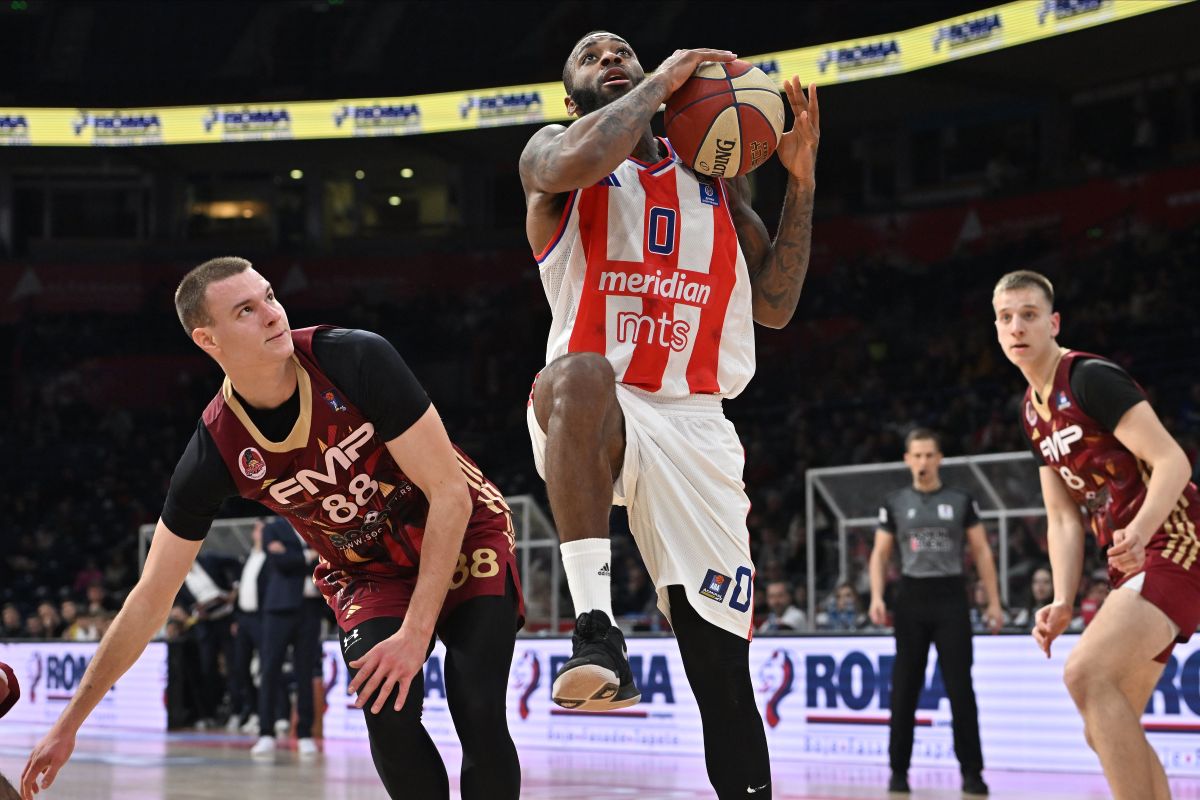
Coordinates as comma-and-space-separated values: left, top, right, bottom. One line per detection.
174, 256, 252, 333
993, 270, 1054, 308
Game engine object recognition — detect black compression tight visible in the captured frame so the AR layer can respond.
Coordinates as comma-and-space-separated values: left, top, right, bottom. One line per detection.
668, 584, 773, 799
339, 574, 521, 800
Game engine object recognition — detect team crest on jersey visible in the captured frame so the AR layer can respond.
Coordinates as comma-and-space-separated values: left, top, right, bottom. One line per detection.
238, 447, 267, 480
907, 508, 917, 519
938, 503, 954, 520
1056, 391, 1072, 411
322, 389, 347, 412
699, 569, 731, 603
698, 180, 720, 207
1025, 400, 1038, 426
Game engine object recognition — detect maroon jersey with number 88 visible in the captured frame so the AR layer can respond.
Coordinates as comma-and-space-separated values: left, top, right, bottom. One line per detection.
203, 326, 519, 630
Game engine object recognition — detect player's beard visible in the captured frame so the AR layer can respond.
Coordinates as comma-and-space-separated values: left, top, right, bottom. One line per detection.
571, 75, 638, 116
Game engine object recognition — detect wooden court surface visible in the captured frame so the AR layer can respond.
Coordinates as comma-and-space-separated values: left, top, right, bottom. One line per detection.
4, 725, 1200, 799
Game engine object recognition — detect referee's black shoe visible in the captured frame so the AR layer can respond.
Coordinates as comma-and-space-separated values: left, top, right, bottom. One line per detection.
962, 772, 989, 796
887, 772, 910, 793
551, 610, 641, 711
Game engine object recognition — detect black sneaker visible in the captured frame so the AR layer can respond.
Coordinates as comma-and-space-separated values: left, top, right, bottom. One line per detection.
887, 772, 910, 793
551, 610, 641, 711
962, 772, 989, 796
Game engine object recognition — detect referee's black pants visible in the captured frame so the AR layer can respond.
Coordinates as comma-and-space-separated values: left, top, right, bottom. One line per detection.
889, 576, 983, 776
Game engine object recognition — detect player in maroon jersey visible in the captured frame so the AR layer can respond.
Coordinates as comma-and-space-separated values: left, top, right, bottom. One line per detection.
994, 269, 1200, 800
519, 32, 819, 798
21, 258, 522, 800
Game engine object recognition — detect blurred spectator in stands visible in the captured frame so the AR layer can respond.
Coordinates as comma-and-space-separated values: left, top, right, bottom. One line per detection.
758, 581, 807, 633
58, 600, 80, 640
1012, 563, 1051, 633
612, 557, 655, 618
969, 580, 1006, 633
1012, 566, 1054, 631
36, 602, 63, 638
23, 615, 45, 638
793, 583, 808, 618
84, 582, 112, 616
72, 558, 104, 596
1079, 581, 1110, 628
817, 582, 865, 631
1, 605, 22, 638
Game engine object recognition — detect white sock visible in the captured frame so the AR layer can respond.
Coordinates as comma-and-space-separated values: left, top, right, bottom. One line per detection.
560, 538, 614, 620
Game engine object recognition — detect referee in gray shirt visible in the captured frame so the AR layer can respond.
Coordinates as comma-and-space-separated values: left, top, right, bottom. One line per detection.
868, 428, 1002, 796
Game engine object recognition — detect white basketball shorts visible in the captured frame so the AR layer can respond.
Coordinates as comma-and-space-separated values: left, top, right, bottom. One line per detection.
528, 383, 756, 640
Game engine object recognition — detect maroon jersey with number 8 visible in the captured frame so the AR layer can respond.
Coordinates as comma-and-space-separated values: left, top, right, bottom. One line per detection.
203, 326, 521, 631
1021, 350, 1200, 583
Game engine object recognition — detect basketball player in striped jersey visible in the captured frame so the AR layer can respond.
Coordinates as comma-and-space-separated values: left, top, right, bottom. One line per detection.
520, 31, 819, 798
994, 270, 1200, 800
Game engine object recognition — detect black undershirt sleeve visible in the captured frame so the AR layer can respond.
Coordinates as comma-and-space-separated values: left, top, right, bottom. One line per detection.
161, 422, 239, 541
878, 496, 896, 535
963, 493, 981, 527
1070, 357, 1146, 433
312, 328, 432, 442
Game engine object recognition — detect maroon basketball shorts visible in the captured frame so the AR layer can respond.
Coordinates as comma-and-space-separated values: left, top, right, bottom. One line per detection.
1114, 547, 1200, 663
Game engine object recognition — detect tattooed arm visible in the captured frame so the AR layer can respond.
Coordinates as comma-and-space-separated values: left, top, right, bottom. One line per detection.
519, 48, 735, 195
729, 79, 820, 329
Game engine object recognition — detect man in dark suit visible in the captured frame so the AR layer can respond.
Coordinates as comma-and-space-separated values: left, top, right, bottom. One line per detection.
227, 520, 271, 733
252, 517, 323, 757
180, 552, 240, 728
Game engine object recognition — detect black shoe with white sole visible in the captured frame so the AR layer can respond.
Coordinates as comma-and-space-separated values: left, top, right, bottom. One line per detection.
551, 610, 641, 711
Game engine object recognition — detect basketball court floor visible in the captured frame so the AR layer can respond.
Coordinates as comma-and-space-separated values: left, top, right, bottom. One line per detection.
5, 726, 1200, 799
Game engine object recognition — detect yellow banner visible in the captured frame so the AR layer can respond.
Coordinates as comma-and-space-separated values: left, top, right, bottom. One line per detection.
0, 0, 1187, 147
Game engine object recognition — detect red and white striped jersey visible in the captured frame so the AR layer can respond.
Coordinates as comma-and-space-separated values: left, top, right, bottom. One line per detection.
534, 137, 755, 398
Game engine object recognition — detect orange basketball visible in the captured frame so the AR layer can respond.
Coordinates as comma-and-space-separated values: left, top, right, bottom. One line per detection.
664, 60, 785, 179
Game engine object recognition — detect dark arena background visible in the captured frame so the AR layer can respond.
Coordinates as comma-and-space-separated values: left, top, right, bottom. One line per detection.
2, 1, 1200, 797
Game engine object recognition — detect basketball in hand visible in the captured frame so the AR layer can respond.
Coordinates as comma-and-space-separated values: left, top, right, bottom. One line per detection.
664, 61, 785, 178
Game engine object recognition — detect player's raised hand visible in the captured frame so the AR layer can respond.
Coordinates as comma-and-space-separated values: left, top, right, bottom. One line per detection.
1032, 601, 1073, 658
653, 49, 737, 95
1107, 527, 1147, 575
20, 724, 75, 799
347, 627, 429, 714
776, 80, 819, 182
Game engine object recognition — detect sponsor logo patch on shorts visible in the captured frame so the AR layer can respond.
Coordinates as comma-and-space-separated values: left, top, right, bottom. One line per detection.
699, 569, 731, 603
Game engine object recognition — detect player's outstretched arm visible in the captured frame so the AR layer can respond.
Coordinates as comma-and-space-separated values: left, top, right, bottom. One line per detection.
346, 405, 472, 715
867, 529, 893, 627
1034, 467, 1085, 658
727, 80, 819, 329
1106, 401, 1193, 575
519, 48, 736, 195
21, 522, 202, 799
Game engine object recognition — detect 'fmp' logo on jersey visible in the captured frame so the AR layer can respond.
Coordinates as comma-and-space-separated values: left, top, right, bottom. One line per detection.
699, 570, 731, 603
1056, 391, 1072, 411
239, 447, 267, 480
